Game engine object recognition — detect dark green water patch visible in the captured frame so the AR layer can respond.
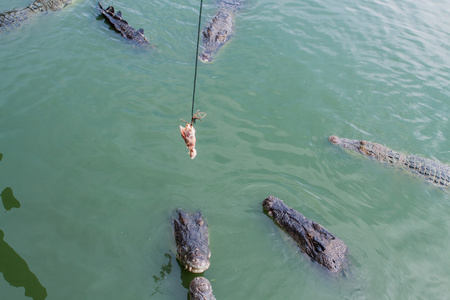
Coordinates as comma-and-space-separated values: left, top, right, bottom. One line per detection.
1, 187, 21, 211
0, 230, 47, 300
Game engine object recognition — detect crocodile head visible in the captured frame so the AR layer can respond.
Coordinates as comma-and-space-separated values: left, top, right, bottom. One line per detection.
174, 210, 211, 273
189, 277, 216, 300
329, 135, 371, 154
199, 10, 233, 63
263, 195, 349, 275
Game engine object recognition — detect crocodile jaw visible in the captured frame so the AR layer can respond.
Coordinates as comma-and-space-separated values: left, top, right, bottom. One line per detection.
177, 252, 210, 273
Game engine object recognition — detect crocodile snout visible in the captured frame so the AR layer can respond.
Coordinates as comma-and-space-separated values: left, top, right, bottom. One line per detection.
199, 52, 212, 63
329, 135, 339, 144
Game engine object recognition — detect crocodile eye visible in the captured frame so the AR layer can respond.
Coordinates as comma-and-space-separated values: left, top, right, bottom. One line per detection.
313, 241, 324, 252
360, 140, 367, 145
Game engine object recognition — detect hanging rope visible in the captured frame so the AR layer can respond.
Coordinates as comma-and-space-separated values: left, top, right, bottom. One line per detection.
190, 0, 204, 124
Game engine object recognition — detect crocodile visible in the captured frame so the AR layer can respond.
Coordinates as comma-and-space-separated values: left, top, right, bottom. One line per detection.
173, 209, 211, 273
98, 3, 149, 44
263, 195, 349, 275
0, 0, 72, 29
199, 0, 243, 62
189, 277, 216, 300
329, 135, 450, 188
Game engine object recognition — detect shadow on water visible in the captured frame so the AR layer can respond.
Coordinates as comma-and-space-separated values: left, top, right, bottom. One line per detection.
1, 152, 21, 210
0, 230, 48, 300
150, 252, 173, 298
1, 187, 21, 210
0, 153, 47, 300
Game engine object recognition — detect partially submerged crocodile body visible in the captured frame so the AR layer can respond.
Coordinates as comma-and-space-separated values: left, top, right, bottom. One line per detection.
263, 195, 349, 275
173, 210, 211, 273
189, 277, 216, 300
329, 135, 450, 188
0, 0, 72, 29
199, 0, 243, 62
98, 2, 149, 44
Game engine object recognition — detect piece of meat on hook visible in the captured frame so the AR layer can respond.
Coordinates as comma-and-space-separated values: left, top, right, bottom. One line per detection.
179, 111, 206, 159
180, 123, 197, 159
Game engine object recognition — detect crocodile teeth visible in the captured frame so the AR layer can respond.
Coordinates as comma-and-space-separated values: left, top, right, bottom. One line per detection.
189, 266, 192, 272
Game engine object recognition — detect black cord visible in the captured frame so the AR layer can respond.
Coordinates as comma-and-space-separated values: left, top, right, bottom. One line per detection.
191, 0, 203, 124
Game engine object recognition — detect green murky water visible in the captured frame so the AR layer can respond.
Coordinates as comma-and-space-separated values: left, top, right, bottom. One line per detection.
1, 0, 449, 299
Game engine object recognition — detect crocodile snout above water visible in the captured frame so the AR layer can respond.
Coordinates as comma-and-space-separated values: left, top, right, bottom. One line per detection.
189, 277, 216, 300
173, 210, 211, 273
329, 135, 339, 144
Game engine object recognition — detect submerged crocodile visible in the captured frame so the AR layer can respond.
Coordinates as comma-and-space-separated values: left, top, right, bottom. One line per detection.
329, 135, 450, 188
189, 277, 216, 300
263, 195, 349, 275
98, 3, 149, 44
199, 0, 243, 62
173, 210, 211, 273
0, 0, 72, 29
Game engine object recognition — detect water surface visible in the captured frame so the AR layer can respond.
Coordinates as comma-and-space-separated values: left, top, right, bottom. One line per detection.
1, 0, 450, 299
